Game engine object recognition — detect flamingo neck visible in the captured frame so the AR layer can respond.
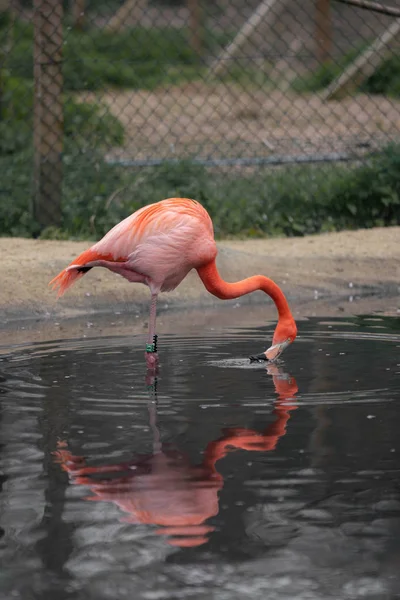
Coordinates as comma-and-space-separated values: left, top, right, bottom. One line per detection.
197, 260, 292, 319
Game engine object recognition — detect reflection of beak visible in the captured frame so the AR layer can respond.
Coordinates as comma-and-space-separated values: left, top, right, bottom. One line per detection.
249, 339, 291, 363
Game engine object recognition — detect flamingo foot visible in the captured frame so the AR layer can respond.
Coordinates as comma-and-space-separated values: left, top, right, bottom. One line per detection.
145, 334, 159, 370
145, 351, 159, 370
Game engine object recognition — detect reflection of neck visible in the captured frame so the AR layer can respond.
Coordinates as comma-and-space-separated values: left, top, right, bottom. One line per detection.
202, 368, 298, 473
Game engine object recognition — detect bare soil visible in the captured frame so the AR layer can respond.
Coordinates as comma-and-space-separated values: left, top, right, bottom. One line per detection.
1, 227, 398, 327
79, 86, 400, 161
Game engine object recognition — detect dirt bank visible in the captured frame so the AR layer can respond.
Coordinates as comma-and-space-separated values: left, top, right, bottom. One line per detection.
90, 86, 400, 163
1, 227, 399, 332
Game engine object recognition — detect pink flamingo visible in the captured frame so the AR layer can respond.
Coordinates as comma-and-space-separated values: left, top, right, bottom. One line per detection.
50, 198, 297, 366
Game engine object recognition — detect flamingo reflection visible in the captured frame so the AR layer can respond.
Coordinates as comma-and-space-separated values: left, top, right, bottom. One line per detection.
54, 365, 298, 548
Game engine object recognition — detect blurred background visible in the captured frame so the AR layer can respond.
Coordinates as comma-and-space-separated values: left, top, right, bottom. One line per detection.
1, 0, 400, 238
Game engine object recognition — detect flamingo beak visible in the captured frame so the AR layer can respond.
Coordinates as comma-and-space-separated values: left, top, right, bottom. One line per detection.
249, 338, 292, 363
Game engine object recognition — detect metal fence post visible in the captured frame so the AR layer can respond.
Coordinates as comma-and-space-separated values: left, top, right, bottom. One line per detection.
33, 0, 63, 231
188, 0, 202, 56
72, 0, 86, 30
315, 0, 333, 64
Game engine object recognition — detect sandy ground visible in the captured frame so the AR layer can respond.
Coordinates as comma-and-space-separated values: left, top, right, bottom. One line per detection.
79, 86, 400, 161
0, 226, 399, 347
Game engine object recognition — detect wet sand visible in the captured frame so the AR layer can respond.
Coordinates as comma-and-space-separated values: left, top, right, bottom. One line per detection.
0, 227, 398, 346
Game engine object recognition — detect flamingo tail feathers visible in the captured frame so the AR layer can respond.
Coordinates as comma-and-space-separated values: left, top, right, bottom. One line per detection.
49, 248, 99, 298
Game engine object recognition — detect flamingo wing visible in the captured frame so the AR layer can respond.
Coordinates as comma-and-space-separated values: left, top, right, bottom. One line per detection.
94, 198, 214, 259
50, 198, 217, 297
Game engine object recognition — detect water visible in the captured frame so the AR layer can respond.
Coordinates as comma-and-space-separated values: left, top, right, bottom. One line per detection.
0, 315, 399, 600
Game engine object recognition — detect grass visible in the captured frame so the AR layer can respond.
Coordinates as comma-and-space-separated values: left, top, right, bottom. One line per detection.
292, 46, 364, 94
1, 144, 399, 239
1, 16, 399, 240
2, 15, 400, 97
292, 43, 400, 98
0, 19, 231, 92
0, 73, 124, 156
365, 55, 400, 98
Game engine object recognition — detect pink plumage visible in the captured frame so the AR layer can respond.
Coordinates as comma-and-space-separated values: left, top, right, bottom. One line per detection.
50, 198, 217, 296
49, 197, 297, 366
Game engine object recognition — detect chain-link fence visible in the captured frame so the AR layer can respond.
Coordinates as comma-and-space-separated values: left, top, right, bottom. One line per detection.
1, 0, 400, 237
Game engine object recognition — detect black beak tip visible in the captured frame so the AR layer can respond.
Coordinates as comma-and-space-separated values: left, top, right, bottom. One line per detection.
249, 353, 267, 363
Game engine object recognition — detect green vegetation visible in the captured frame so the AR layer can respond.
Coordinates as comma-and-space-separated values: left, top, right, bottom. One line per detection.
366, 55, 400, 98
0, 73, 124, 156
292, 46, 363, 94
292, 45, 400, 97
1, 145, 399, 239
0, 19, 229, 91
8, 17, 399, 97
0, 17, 399, 241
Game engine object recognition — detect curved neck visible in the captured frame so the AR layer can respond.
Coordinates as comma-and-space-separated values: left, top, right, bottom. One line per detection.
197, 260, 292, 319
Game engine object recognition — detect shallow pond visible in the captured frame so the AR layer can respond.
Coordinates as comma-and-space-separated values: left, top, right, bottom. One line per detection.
0, 315, 400, 600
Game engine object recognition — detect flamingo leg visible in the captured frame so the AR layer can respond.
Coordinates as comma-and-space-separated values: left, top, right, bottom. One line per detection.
145, 293, 159, 368
147, 293, 158, 345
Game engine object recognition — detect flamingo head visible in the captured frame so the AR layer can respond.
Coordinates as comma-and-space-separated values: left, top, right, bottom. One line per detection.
250, 317, 297, 363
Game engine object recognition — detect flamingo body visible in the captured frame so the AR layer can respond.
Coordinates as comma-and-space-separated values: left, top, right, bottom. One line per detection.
51, 198, 217, 296
50, 197, 297, 362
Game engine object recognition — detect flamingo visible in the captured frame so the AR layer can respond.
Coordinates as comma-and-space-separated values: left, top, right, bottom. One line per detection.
49, 198, 297, 365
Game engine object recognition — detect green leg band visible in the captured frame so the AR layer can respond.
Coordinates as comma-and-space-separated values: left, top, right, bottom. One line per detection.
146, 335, 158, 354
